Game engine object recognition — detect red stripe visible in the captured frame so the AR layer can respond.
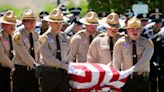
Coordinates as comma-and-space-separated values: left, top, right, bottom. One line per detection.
91, 63, 105, 89
70, 65, 92, 83
119, 77, 127, 83
110, 67, 120, 82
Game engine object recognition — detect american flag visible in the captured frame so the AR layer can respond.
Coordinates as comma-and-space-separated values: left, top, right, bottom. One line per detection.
68, 63, 134, 92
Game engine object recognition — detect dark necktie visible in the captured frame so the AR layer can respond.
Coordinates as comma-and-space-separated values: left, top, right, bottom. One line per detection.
56, 35, 61, 61
29, 33, 35, 60
132, 40, 137, 65
89, 35, 93, 44
9, 35, 14, 60
109, 37, 113, 57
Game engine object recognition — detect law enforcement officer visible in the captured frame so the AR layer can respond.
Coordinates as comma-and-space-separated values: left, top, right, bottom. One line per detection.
0, 10, 16, 92
137, 13, 149, 27
149, 8, 164, 92
38, 11, 49, 35
68, 11, 100, 63
113, 17, 154, 92
87, 12, 124, 65
38, 8, 70, 92
64, 18, 83, 37
12, 9, 40, 92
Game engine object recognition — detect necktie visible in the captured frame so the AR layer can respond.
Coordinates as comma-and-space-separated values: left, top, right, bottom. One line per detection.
56, 35, 61, 61
110, 37, 113, 55
132, 40, 137, 65
9, 35, 14, 60
29, 33, 35, 60
89, 35, 93, 44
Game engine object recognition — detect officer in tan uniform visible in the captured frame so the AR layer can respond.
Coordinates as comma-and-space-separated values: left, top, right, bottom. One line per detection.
69, 11, 100, 63
113, 17, 154, 92
38, 8, 70, 92
0, 10, 16, 92
87, 12, 124, 65
12, 9, 40, 92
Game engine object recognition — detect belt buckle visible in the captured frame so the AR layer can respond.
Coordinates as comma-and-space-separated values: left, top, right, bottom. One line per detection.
27, 66, 32, 71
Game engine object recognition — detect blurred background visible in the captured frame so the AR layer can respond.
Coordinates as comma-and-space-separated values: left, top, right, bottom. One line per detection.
0, 0, 164, 18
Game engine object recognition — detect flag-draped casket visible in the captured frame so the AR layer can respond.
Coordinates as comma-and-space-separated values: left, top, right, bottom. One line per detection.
68, 63, 134, 92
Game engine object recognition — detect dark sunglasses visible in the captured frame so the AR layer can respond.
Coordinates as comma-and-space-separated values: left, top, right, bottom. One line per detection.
110, 24, 120, 28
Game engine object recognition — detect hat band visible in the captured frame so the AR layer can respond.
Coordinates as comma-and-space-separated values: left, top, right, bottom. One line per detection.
50, 17, 63, 21
87, 21, 98, 24
109, 24, 120, 28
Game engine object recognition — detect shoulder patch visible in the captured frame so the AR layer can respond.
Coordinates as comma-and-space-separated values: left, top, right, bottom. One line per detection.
39, 36, 47, 45
0, 36, 2, 42
0, 33, 2, 42
14, 33, 21, 42
148, 39, 154, 47
97, 33, 106, 37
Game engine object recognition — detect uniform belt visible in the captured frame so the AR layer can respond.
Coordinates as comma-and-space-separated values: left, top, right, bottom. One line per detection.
15, 64, 33, 71
128, 72, 149, 81
38, 65, 67, 73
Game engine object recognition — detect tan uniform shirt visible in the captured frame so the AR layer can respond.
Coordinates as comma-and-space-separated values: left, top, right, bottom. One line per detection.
40, 29, 70, 68
69, 29, 100, 63
113, 36, 154, 74
0, 30, 14, 69
13, 26, 41, 68
87, 33, 123, 65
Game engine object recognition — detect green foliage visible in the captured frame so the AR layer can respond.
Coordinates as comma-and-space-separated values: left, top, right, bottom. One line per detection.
43, 3, 56, 13
87, 0, 164, 15
66, 0, 88, 17
0, 4, 23, 18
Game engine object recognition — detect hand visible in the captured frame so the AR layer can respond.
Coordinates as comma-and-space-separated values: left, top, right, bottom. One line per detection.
61, 63, 68, 71
33, 62, 40, 67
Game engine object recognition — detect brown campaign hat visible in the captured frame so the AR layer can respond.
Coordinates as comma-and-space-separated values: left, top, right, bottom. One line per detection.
0, 10, 17, 24
43, 8, 64, 22
79, 11, 99, 25
125, 17, 142, 29
22, 9, 36, 20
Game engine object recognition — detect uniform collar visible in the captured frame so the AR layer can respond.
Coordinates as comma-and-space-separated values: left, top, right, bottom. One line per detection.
85, 29, 97, 38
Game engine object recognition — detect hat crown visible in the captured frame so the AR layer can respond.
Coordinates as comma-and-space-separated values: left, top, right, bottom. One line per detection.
127, 17, 142, 28
49, 8, 63, 20
1, 10, 16, 24
85, 11, 98, 24
106, 12, 119, 25
22, 9, 35, 19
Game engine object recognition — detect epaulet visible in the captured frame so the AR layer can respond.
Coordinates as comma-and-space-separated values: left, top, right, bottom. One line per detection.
140, 36, 147, 40
13, 32, 21, 43
0, 30, 2, 42
118, 32, 126, 36
114, 36, 126, 49
148, 39, 154, 47
97, 33, 106, 37
39, 36, 47, 45
119, 36, 126, 43
0, 36, 1, 42
77, 29, 85, 35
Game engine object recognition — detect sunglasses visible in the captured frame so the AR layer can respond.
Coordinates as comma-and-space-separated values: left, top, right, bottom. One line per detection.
22, 20, 35, 23
109, 24, 120, 28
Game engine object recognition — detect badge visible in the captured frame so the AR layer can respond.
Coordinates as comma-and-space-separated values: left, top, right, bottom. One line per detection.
39, 36, 47, 45
14, 34, 21, 42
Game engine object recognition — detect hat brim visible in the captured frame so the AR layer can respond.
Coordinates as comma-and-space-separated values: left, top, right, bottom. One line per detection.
124, 26, 143, 29
79, 18, 99, 25
0, 17, 17, 25
43, 15, 64, 22
99, 18, 125, 28
22, 17, 36, 20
